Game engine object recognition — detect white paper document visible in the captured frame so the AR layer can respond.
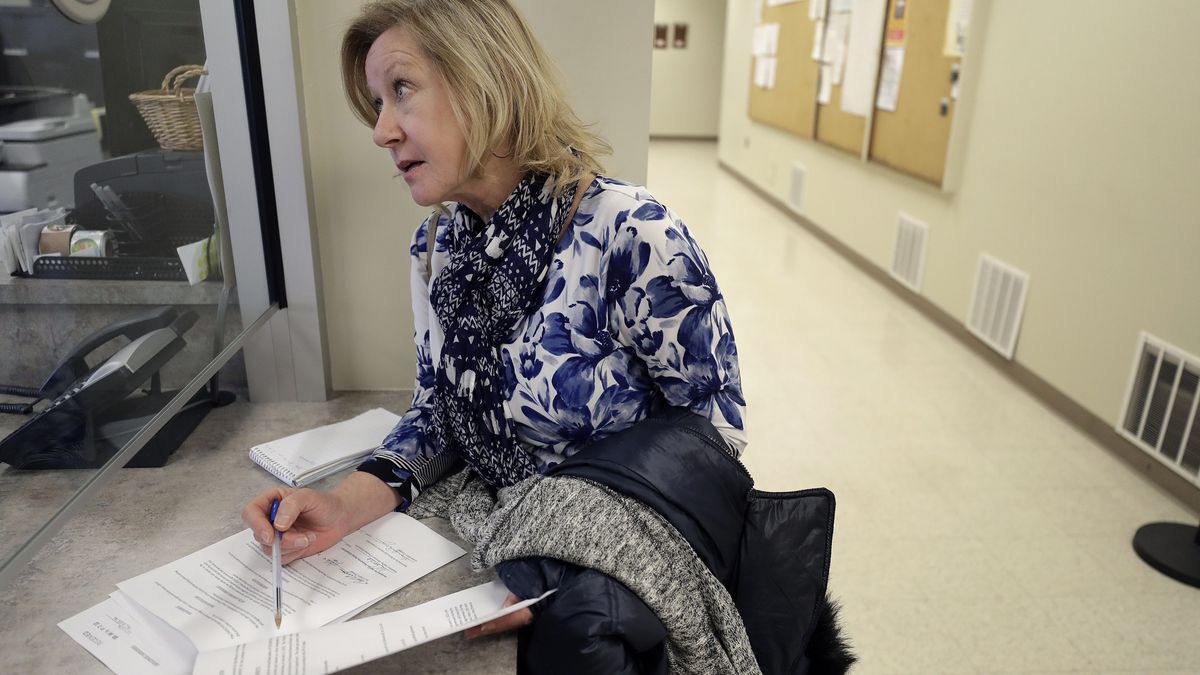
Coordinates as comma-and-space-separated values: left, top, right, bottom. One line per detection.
752, 25, 767, 57
59, 595, 196, 675
116, 514, 465, 653
754, 56, 778, 89
811, 19, 825, 60
809, 0, 828, 21
944, 0, 974, 57
875, 45, 906, 112
176, 238, 212, 286
840, 0, 887, 116
193, 582, 555, 675
0, 207, 36, 274
818, 64, 834, 104
824, 11, 852, 85
752, 23, 780, 58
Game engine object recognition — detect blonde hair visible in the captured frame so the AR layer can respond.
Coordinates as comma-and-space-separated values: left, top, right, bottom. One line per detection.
341, 0, 610, 195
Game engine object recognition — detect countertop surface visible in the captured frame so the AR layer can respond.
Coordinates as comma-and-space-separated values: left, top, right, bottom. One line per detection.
0, 391, 515, 674
1, 274, 227, 304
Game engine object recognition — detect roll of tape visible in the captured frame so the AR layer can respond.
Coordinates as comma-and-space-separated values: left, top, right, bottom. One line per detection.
39, 224, 77, 256
70, 230, 112, 257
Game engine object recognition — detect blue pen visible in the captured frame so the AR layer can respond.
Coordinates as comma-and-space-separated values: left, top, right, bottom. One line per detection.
269, 498, 283, 628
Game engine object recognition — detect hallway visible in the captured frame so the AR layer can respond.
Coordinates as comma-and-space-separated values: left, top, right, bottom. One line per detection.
645, 139, 1198, 674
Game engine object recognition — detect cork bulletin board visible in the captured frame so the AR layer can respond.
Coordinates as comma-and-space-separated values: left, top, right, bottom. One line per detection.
868, 0, 961, 184
815, 78, 869, 156
747, 0, 820, 139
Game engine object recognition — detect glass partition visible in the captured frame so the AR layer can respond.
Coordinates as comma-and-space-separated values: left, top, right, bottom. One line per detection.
0, 0, 280, 585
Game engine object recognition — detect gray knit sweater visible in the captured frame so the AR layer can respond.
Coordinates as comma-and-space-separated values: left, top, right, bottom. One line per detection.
409, 469, 761, 674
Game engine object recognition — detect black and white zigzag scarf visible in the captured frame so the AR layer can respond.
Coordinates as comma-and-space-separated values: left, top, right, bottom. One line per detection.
428, 173, 577, 488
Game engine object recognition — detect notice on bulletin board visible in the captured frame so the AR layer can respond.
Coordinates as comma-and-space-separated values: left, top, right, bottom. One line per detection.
875, 46, 905, 111
840, 0, 888, 117
943, 0, 973, 57
876, 0, 908, 111
885, 0, 907, 47
825, 11, 851, 85
817, 63, 834, 104
752, 22, 781, 89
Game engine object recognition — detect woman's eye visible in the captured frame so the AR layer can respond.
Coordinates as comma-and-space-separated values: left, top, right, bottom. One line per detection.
393, 80, 409, 101
372, 98, 382, 114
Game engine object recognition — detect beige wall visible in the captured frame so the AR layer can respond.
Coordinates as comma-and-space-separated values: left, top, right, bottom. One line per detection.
719, 0, 1200, 427
292, 0, 654, 391
650, 0, 727, 137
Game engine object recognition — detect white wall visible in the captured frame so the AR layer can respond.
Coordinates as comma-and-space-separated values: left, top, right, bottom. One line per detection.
650, 0, 726, 138
292, 0, 654, 390
718, 0, 1200, 429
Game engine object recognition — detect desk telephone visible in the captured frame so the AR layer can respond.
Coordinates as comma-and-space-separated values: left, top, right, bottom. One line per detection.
0, 306, 222, 469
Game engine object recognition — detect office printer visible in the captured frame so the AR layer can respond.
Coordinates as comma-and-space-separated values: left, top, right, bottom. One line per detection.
0, 86, 102, 212
70, 149, 215, 257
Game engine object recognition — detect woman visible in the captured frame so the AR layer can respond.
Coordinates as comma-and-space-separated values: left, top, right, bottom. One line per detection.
241, 2, 848, 672
246, 0, 743, 574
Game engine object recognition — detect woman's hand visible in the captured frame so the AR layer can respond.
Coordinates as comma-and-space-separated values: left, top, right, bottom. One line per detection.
242, 472, 404, 565
242, 487, 351, 565
463, 593, 533, 640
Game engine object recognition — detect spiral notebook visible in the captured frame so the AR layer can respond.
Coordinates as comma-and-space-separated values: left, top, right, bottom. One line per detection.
248, 408, 401, 487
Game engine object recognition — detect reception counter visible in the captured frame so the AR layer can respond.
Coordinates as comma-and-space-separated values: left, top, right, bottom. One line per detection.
0, 391, 515, 674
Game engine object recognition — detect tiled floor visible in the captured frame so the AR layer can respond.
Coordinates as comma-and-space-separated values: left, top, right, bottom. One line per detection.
644, 139, 1199, 674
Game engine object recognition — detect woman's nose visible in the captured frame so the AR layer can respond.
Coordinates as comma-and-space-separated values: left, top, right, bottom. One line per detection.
373, 111, 404, 148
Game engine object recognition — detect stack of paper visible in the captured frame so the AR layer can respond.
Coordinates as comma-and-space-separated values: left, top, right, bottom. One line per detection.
194, 583, 554, 674
60, 513, 468, 674
249, 407, 402, 487
0, 207, 53, 275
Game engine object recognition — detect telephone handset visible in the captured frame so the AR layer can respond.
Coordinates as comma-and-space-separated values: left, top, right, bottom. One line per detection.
0, 307, 200, 469
0, 306, 182, 411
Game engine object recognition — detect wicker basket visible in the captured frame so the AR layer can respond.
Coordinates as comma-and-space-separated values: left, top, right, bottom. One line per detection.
128, 65, 207, 151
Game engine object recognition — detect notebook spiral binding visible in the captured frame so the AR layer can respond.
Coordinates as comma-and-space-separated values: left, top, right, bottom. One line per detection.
249, 445, 298, 485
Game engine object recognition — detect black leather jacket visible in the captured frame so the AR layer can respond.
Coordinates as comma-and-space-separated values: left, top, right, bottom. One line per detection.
498, 408, 837, 675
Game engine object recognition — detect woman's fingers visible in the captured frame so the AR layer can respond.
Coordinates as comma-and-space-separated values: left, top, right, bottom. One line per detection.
463, 607, 533, 639
280, 530, 313, 551
245, 487, 349, 568
242, 487, 294, 543
258, 529, 314, 561
273, 488, 329, 530
464, 594, 532, 639
281, 546, 314, 566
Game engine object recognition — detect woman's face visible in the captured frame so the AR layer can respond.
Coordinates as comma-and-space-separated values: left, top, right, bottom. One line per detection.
365, 26, 477, 210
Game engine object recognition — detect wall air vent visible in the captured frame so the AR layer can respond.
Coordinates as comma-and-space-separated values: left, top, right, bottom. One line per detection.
1119, 333, 1200, 485
789, 163, 806, 213
889, 212, 928, 293
965, 253, 1029, 360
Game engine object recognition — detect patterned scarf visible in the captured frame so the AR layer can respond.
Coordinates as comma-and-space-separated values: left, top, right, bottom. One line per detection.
428, 172, 577, 488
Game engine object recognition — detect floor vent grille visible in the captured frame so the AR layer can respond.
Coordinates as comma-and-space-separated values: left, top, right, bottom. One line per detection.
1119, 334, 1200, 485
789, 163, 806, 213
889, 213, 928, 292
966, 253, 1029, 360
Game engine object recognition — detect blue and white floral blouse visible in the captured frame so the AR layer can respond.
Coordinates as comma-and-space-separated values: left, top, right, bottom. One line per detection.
358, 175, 747, 502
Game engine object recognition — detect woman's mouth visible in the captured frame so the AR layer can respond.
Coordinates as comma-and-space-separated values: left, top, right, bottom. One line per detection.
398, 160, 424, 178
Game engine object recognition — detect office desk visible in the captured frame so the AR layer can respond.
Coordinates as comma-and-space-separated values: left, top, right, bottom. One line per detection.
0, 391, 515, 674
